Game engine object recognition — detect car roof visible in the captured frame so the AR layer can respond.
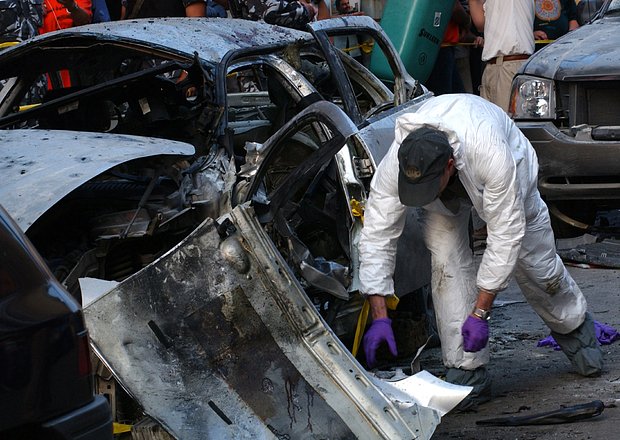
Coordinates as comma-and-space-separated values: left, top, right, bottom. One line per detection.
5, 18, 313, 64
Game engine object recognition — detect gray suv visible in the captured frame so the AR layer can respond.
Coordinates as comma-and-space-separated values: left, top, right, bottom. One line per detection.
510, 0, 620, 236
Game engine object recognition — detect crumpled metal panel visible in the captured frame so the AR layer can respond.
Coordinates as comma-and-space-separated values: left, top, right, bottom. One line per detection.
0, 129, 194, 231
7, 18, 312, 65
84, 204, 443, 439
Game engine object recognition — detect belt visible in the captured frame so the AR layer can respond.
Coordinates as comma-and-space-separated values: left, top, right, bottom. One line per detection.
487, 54, 529, 64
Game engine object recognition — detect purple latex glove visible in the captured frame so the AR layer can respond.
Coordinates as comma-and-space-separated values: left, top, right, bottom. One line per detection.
595, 321, 620, 344
537, 335, 562, 350
462, 315, 489, 352
363, 318, 398, 368
538, 320, 620, 350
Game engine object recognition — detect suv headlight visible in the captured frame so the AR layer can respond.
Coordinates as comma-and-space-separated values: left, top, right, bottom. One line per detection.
509, 75, 556, 120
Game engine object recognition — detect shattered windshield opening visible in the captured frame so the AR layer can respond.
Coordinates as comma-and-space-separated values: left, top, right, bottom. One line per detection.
0, 41, 216, 151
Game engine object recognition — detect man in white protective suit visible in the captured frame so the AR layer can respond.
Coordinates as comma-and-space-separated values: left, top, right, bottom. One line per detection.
359, 93, 603, 410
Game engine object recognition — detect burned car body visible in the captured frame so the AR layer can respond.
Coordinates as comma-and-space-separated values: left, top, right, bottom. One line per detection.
510, 0, 620, 236
85, 104, 470, 439
0, 15, 432, 302
0, 16, 466, 439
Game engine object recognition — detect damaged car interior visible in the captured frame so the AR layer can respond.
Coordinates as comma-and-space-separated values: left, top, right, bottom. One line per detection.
0, 17, 462, 439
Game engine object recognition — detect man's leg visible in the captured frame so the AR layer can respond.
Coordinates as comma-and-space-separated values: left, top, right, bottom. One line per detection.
513, 200, 602, 376
480, 58, 525, 112
550, 312, 602, 377
420, 200, 491, 406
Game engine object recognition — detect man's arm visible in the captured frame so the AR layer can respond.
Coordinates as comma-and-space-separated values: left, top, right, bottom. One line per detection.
468, 0, 485, 33
452, 0, 470, 27
472, 125, 526, 311
568, 19, 579, 31
473, 288, 496, 315
316, 0, 331, 20
185, 0, 207, 16
368, 294, 389, 319
58, 0, 92, 26
358, 143, 408, 366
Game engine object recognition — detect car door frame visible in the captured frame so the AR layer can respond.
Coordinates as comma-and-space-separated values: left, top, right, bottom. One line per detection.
308, 16, 420, 120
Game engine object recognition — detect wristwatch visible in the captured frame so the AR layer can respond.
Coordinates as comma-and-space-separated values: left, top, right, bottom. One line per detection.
473, 307, 491, 321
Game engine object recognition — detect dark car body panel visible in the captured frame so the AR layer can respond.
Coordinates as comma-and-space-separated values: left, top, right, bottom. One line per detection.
517, 121, 620, 201
0, 205, 113, 439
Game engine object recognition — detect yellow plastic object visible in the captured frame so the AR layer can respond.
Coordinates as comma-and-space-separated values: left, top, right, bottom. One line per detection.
349, 197, 399, 356
113, 422, 132, 434
18, 104, 41, 112
341, 40, 375, 55
0, 41, 20, 50
352, 295, 400, 357
350, 198, 364, 222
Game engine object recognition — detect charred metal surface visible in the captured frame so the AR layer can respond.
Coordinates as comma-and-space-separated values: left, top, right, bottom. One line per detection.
185, 287, 352, 436
0, 129, 194, 231
0, 18, 311, 71
85, 207, 440, 439
84, 218, 355, 439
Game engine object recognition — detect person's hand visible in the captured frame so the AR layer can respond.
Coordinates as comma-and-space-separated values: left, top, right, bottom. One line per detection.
300, 0, 318, 20
534, 30, 548, 40
473, 36, 484, 48
462, 315, 489, 352
57, 0, 79, 12
363, 318, 397, 367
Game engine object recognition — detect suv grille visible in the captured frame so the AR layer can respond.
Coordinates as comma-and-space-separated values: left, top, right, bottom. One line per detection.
561, 81, 620, 126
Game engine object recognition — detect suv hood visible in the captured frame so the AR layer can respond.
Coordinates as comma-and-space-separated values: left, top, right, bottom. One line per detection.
521, 16, 620, 80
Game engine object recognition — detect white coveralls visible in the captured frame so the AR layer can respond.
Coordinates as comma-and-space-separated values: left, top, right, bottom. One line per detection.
359, 94, 587, 371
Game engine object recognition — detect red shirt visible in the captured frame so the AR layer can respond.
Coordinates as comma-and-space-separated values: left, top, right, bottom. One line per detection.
442, 19, 461, 45
40, 0, 92, 88
40, 0, 92, 34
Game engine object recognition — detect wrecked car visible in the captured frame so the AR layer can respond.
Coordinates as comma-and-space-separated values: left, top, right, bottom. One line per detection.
0, 16, 468, 439
509, 0, 620, 237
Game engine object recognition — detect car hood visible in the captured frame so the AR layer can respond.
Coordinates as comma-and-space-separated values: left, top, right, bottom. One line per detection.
0, 130, 194, 231
521, 15, 620, 80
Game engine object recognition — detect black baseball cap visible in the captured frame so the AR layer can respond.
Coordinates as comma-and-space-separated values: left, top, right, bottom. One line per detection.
397, 127, 453, 207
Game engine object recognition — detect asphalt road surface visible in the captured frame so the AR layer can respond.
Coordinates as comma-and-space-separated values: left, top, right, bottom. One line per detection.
427, 256, 620, 439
